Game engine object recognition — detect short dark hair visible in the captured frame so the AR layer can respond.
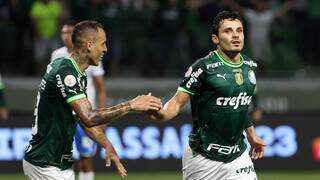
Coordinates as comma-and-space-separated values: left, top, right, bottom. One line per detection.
72, 20, 104, 48
212, 11, 243, 35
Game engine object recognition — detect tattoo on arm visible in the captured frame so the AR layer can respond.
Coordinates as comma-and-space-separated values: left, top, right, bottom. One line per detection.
88, 102, 132, 125
70, 98, 132, 127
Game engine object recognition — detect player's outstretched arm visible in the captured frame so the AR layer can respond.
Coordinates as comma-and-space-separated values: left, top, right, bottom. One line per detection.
149, 91, 190, 122
245, 126, 266, 160
70, 94, 162, 127
80, 123, 127, 177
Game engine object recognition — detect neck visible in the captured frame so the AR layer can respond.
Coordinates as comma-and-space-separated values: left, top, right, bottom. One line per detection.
217, 48, 241, 64
70, 51, 89, 72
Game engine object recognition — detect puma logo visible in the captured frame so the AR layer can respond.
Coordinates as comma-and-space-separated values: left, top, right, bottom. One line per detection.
217, 73, 227, 81
68, 89, 77, 94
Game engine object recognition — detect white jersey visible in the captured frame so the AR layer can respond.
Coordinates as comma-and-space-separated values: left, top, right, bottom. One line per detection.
51, 46, 105, 108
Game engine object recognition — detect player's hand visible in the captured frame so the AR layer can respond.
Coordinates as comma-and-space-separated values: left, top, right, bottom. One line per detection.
129, 93, 162, 112
146, 109, 165, 121
247, 134, 266, 160
252, 109, 263, 122
105, 146, 127, 178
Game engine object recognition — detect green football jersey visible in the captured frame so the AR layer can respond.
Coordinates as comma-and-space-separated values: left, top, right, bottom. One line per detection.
24, 57, 87, 170
0, 73, 5, 107
179, 50, 258, 163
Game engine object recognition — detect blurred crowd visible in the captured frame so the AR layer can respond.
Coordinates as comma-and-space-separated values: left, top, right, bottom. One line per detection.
0, 0, 319, 77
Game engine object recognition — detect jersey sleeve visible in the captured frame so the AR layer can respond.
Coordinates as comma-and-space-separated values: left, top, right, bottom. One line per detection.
55, 65, 86, 103
178, 61, 205, 95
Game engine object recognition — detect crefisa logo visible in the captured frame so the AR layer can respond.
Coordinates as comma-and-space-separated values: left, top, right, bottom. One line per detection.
312, 138, 320, 161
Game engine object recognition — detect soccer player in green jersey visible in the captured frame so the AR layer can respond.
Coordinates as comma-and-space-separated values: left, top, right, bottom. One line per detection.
149, 11, 265, 180
23, 20, 162, 180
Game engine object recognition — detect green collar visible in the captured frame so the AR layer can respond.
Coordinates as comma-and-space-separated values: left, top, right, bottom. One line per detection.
68, 57, 84, 76
214, 50, 243, 68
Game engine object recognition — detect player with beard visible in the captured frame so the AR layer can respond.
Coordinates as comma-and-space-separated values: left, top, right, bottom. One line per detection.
149, 11, 265, 180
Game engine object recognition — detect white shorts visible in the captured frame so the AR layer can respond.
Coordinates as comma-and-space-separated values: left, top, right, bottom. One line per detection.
23, 159, 75, 180
182, 145, 257, 180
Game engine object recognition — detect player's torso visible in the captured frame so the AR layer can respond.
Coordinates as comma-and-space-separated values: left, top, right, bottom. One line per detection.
39, 58, 87, 133
189, 51, 257, 162
199, 56, 256, 113
25, 58, 87, 169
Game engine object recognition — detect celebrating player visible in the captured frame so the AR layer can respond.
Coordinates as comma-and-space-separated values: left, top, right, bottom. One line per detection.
51, 21, 107, 180
149, 11, 265, 180
23, 20, 162, 180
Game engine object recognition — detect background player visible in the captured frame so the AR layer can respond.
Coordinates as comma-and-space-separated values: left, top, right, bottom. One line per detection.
23, 20, 162, 180
51, 21, 106, 180
149, 11, 265, 180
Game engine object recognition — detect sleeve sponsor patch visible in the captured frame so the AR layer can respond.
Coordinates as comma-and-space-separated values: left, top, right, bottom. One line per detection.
64, 75, 77, 87
186, 68, 203, 88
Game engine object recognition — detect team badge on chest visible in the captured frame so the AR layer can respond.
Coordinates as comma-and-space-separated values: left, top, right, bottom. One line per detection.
248, 70, 256, 84
233, 69, 244, 86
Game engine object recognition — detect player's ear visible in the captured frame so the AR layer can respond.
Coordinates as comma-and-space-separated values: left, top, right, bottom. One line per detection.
212, 34, 219, 45
87, 41, 93, 51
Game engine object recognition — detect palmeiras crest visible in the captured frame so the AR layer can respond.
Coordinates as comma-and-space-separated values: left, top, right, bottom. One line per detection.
233, 69, 244, 85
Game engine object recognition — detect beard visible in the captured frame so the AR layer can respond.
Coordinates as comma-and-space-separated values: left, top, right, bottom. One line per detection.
223, 48, 242, 59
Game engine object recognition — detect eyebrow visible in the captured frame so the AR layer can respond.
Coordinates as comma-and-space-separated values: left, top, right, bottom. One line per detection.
222, 27, 233, 31
222, 26, 243, 30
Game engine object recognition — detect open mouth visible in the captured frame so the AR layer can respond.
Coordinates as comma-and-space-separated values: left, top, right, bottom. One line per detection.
231, 40, 241, 46
231, 40, 240, 44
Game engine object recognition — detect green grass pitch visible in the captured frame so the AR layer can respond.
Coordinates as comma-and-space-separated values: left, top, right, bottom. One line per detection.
1, 171, 320, 180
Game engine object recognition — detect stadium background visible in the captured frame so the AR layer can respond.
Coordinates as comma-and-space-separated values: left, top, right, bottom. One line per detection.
0, 0, 320, 179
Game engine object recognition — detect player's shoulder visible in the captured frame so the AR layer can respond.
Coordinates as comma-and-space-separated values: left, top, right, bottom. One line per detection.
51, 57, 78, 76
183, 52, 216, 78
192, 51, 216, 68
193, 51, 225, 72
242, 54, 258, 69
